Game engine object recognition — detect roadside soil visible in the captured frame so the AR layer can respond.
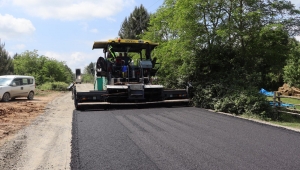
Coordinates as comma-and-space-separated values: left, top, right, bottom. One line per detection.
0, 84, 93, 170
0, 91, 62, 146
0, 88, 78, 170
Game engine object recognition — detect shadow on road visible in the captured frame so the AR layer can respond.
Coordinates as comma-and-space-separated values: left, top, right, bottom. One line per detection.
74, 103, 191, 112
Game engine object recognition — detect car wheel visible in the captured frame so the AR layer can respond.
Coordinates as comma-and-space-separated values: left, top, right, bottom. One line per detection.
27, 91, 34, 100
1, 92, 10, 102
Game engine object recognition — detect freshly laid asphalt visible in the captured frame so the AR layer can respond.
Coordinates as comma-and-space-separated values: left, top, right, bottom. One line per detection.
71, 106, 300, 170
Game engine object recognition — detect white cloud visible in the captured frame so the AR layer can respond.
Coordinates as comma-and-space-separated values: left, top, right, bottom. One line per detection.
295, 36, 300, 42
71, 52, 85, 62
0, 14, 35, 40
68, 52, 98, 71
90, 28, 98, 33
43, 51, 97, 72
0, 0, 10, 7
12, 0, 134, 21
44, 51, 63, 61
15, 44, 26, 50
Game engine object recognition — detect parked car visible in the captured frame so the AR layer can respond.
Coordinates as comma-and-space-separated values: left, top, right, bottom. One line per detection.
0, 75, 35, 102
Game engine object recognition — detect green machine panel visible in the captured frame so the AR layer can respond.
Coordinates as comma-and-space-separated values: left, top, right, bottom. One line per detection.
95, 77, 107, 91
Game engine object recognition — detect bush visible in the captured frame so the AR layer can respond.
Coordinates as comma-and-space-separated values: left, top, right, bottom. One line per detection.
82, 74, 94, 83
193, 84, 272, 116
193, 83, 228, 109
38, 82, 69, 91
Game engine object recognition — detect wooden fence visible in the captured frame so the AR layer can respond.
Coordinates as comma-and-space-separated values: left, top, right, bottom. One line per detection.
272, 92, 300, 116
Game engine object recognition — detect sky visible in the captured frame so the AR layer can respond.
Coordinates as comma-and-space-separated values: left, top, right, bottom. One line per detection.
0, 0, 299, 73
0, 0, 164, 72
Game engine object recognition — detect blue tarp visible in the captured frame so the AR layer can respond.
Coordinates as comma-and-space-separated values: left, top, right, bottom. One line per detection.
259, 88, 274, 97
260, 88, 295, 108
269, 101, 295, 108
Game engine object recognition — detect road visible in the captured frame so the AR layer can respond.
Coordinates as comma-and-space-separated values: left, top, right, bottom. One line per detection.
1, 84, 300, 170
71, 106, 300, 170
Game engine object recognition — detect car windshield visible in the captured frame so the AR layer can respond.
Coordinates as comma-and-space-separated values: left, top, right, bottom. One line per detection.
0, 78, 13, 86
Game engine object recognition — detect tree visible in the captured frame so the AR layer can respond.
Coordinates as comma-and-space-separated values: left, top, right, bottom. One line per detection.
84, 62, 95, 75
82, 62, 95, 83
283, 40, 300, 88
140, 0, 300, 115
118, 4, 150, 39
142, 0, 299, 89
13, 50, 73, 85
0, 42, 14, 75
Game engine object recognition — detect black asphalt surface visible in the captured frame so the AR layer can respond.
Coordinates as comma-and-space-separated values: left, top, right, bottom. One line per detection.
71, 107, 300, 170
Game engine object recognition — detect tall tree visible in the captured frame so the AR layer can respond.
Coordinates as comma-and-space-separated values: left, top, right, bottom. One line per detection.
143, 0, 300, 89
82, 62, 95, 83
118, 4, 150, 39
283, 40, 300, 88
0, 42, 14, 75
141, 0, 300, 114
84, 62, 95, 75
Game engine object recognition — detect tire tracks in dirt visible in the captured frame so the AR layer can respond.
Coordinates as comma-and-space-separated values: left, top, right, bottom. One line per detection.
0, 92, 74, 170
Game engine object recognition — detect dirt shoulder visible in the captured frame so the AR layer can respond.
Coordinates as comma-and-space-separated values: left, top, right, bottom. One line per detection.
0, 90, 74, 170
0, 84, 92, 170
0, 91, 63, 147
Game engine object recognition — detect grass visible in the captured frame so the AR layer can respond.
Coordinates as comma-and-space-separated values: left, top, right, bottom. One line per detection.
35, 82, 70, 97
270, 121, 300, 129
267, 96, 300, 110
35, 89, 57, 97
240, 97, 300, 130
241, 112, 300, 130
270, 112, 300, 129
39, 82, 69, 91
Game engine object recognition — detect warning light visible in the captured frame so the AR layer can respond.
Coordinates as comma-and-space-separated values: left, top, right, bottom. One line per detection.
118, 38, 121, 43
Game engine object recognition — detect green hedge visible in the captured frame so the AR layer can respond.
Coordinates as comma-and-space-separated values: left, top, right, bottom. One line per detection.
38, 82, 69, 91
193, 84, 273, 117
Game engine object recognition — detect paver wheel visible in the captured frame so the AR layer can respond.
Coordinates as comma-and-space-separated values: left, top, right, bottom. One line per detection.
75, 100, 79, 110
1, 92, 10, 102
27, 91, 34, 100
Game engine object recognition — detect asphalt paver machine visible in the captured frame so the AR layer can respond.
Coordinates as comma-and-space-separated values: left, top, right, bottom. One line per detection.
71, 38, 190, 110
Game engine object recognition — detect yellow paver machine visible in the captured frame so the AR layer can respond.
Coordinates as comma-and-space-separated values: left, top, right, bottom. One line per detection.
70, 38, 191, 110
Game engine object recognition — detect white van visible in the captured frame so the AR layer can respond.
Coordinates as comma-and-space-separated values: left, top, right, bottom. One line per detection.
0, 75, 35, 102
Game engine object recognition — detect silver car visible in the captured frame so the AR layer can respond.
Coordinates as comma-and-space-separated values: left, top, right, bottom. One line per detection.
0, 75, 35, 102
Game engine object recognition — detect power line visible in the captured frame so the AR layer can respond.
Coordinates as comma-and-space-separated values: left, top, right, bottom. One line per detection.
147, 0, 163, 12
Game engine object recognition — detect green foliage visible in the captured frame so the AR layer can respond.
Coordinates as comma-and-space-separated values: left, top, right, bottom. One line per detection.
140, 0, 300, 116
84, 62, 95, 75
0, 43, 14, 75
82, 74, 94, 83
13, 50, 73, 85
81, 62, 95, 83
283, 41, 300, 88
275, 113, 300, 126
267, 96, 300, 110
39, 82, 69, 91
193, 84, 272, 116
118, 4, 150, 39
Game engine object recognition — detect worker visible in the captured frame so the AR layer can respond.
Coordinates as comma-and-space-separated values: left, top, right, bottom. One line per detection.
121, 60, 128, 78
116, 53, 123, 66
123, 52, 132, 65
